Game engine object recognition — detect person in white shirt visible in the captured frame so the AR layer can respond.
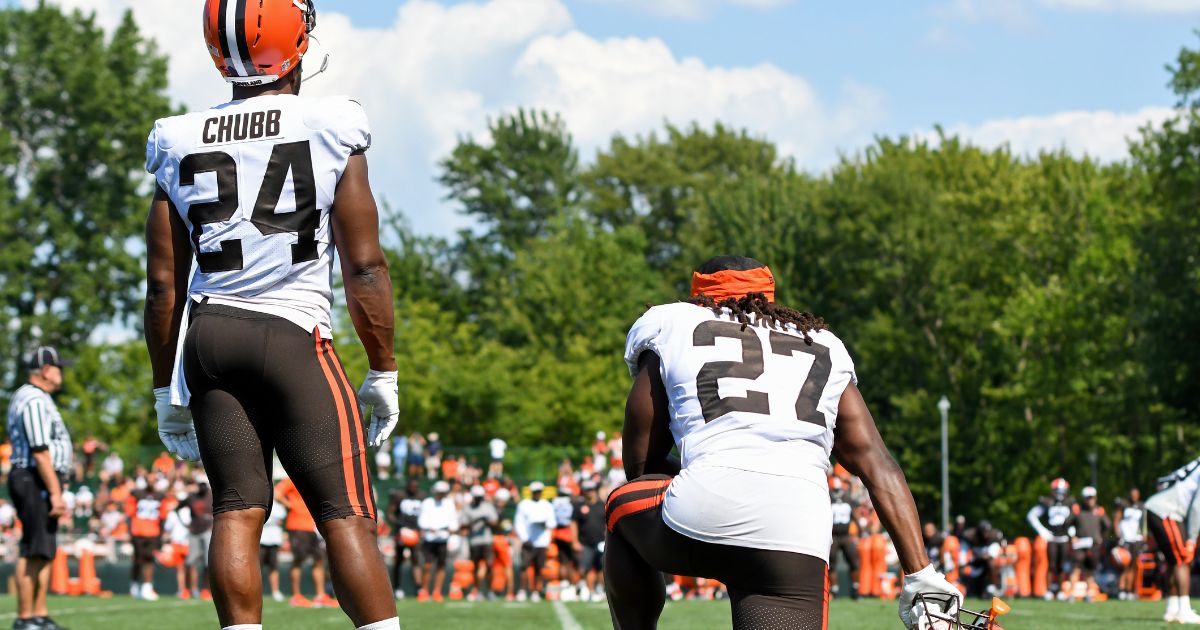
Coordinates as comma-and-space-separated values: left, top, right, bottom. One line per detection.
417, 481, 458, 602
163, 495, 193, 599
1146, 456, 1200, 624
514, 481, 555, 601
609, 256, 959, 630
259, 500, 286, 602
488, 438, 507, 480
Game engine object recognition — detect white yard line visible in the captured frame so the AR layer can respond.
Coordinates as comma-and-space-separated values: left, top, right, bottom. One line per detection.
0, 599, 203, 620
552, 600, 584, 630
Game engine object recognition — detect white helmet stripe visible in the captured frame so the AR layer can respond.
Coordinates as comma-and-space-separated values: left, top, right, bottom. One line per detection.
224, 0, 249, 77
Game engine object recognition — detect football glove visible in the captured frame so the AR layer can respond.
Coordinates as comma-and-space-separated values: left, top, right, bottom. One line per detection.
899, 564, 961, 629
153, 387, 201, 462
357, 370, 400, 448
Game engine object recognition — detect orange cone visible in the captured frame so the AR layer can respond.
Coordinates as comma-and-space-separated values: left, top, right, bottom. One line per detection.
50, 548, 69, 595
78, 547, 100, 595
1032, 536, 1048, 598
1013, 537, 1031, 597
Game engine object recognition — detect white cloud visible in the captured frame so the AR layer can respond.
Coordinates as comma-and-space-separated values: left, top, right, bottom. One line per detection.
921, 106, 1176, 161
25, 0, 880, 237
586, 0, 793, 20
512, 33, 883, 166
1039, 0, 1200, 13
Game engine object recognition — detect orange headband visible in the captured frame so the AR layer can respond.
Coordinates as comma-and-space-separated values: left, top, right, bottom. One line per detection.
690, 267, 775, 303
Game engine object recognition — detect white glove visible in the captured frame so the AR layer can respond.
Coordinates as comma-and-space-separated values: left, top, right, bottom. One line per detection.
153, 387, 201, 462
899, 564, 961, 630
357, 370, 400, 448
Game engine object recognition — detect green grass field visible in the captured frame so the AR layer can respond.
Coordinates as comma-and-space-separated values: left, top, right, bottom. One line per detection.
0, 595, 1174, 629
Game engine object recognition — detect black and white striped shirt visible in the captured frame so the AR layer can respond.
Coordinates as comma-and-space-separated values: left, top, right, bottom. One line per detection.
6, 384, 72, 473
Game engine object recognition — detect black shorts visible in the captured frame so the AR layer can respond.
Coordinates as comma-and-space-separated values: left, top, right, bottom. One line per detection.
829, 534, 860, 574
132, 536, 159, 566
1149, 511, 1194, 568
7, 468, 58, 559
580, 543, 604, 573
1047, 541, 1072, 574
523, 544, 548, 572
423, 541, 448, 567
1073, 546, 1098, 573
289, 530, 321, 566
607, 474, 828, 630
554, 539, 578, 567
184, 303, 376, 523
469, 544, 494, 564
260, 545, 280, 570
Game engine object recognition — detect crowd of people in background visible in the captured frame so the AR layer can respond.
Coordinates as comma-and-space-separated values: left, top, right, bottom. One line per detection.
0, 430, 627, 606
2, 428, 1187, 609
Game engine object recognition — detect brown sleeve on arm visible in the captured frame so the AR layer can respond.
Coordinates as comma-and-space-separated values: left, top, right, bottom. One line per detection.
623, 351, 680, 480
832, 382, 928, 574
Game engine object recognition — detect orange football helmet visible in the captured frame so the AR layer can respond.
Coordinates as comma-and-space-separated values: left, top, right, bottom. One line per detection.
203, 0, 317, 85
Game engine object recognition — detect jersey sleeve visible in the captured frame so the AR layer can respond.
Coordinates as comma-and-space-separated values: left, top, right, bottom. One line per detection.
145, 120, 169, 178
624, 307, 666, 377
825, 333, 858, 386
336, 99, 372, 154
20, 398, 53, 451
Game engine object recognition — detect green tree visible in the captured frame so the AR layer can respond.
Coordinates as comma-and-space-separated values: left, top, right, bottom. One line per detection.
1132, 37, 1200, 427
0, 4, 173, 403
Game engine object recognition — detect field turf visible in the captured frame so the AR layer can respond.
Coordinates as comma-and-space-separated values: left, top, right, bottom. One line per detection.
0, 595, 1171, 629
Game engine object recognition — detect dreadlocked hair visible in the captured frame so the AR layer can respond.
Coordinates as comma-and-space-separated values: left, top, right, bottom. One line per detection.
687, 292, 827, 344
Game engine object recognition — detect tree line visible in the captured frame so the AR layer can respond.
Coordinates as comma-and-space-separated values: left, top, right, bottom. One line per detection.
2, 4, 1199, 534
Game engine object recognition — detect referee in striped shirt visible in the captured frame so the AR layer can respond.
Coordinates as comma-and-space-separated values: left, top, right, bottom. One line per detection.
6, 346, 73, 630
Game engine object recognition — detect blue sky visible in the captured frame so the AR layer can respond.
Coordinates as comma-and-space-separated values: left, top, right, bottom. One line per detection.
20, 0, 1197, 236
334, 0, 1191, 132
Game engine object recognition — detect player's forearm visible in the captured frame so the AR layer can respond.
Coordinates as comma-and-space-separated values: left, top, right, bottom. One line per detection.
343, 261, 397, 372
144, 282, 181, 389
32, 450, 61, 498
858, 453, 927, 574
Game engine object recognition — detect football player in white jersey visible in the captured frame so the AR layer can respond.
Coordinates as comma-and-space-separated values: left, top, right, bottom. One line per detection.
143, 2, 399, 629
606, 256, 960, 630
1146, 456, 1200, 624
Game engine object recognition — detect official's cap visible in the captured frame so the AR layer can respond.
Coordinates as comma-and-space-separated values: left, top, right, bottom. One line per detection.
529, 481, 545, 492
432, 480, 451, 494
1082, 486, 1097, 498
26, 346, 73, 369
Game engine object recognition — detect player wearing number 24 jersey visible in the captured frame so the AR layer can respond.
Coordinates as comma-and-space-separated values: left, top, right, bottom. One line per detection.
142, 2, 398, 629
606, 256, 961, 630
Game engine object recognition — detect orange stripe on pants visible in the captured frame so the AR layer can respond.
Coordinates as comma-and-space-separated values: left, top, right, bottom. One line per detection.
605, 479, 671, 512
327, 342, 376, 519
315, 335, 364, 517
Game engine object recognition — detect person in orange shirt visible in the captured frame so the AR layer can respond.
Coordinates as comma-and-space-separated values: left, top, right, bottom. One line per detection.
127, 478, 169, 601
0, 440, 12, 482
151, 452, 175, 480
275, 477, 335, 608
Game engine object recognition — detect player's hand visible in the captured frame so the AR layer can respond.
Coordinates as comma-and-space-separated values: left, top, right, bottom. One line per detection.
357, 370, 400, 448
899, 564, 961, 629
48, 493, 66, 518
154, 387, 201, 462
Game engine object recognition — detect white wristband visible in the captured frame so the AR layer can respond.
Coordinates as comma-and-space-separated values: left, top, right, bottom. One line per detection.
904, 563, 936, 584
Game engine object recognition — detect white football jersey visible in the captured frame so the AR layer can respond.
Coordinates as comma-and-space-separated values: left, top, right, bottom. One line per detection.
145, 94, 371, 339
623, 302, 857, 558
1147, 456, 1200, 539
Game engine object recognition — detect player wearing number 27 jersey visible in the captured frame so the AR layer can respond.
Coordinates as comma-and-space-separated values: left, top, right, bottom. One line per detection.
142, 2, 398, 629
605, 256, 961, 630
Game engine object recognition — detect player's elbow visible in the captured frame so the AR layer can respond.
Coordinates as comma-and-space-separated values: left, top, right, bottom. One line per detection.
345, 258, 389, 287
145, 278, 175, 304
